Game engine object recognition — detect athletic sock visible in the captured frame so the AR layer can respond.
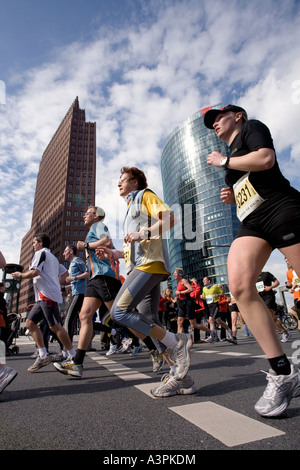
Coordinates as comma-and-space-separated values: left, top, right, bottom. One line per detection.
38, 347, 48, 359
160, 331, 178, 349
74, 348, 86, 365
269, 354, 291, 376
67, 348, 76, 358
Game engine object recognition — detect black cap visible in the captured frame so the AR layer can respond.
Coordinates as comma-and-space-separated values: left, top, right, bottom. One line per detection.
203, 104, 247, 129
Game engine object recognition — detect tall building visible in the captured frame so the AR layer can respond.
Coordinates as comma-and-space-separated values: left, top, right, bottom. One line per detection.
161, 107, 239, 292
18, 97, 96, 313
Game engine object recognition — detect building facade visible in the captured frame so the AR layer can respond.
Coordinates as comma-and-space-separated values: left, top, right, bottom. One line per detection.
161, 107, 240, 293
18, 97, 96, 313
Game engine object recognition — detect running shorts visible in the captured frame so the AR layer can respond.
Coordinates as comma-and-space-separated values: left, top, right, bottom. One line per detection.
28, 300, 61, 327
177, 297, 199, 320
260, 294, 277, 310
229, 303, 239, 313
85, 275, 122, 302
235, 196, 300, 249
207, 302, 220, 319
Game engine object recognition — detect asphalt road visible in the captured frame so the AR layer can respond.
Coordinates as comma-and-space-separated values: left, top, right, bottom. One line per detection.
1, 329, 300, 457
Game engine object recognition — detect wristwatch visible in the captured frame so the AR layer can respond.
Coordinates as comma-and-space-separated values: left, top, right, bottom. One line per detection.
143, 229, 151, 240
84, 242, 89, 250
220, 157, 230, 167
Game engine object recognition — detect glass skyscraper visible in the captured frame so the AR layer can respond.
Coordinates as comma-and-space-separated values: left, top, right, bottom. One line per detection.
161, 108, 240, 292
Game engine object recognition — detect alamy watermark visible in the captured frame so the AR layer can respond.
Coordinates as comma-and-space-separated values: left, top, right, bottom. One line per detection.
0, 340, 6, 363
112, 201, 206, 251
291, 340, 300, 365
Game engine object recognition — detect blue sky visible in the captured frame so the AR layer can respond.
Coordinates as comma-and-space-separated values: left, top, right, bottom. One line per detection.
1, 0, 300, 296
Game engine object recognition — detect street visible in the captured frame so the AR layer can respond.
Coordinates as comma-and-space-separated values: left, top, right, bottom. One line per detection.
1, 329, 300, 456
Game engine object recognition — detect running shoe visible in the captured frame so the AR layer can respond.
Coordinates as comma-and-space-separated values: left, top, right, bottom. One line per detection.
204, 330, 218, 343
27, 355, 53, 372
106, 344, 118, 356
226, 329, 235, 343
172, 333, 193, 380
120, 337, 132, 353
53, 359, 83, 377
0, 366, 18, 394
281, 332, 291, 343
130, 345, 143, 356
254, 365, 300, 417
150, 350, 164, 372
51, 352, 64, 362
151, 374, 196, 398
231, 336, 238, 345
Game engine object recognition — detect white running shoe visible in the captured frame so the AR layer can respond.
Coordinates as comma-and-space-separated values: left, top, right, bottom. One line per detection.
53, 359, 83, 377
254, 365, 300, 417
204, 330, 217, 343
106, 344, 117, 356
171, 333, 193, 380
281, 332, 291, 343
151, 374, 196, 398
120, 337, 132, 353
27, 355, 53, 372
0, 366, 18, 394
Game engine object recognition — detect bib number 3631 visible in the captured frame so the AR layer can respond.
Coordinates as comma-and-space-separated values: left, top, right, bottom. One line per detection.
233, 173, 265, 221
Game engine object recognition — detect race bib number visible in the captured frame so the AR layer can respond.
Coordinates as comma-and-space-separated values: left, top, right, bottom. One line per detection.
233, 173, 265, 221
206, 295, 213, 304
123, 243, 131, 267
293, 271, 300, 290
256, 281, 264, 292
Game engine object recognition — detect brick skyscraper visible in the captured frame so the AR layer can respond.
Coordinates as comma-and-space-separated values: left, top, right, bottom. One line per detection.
18, 97, 96, 314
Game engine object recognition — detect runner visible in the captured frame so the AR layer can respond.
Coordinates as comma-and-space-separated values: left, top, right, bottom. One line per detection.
204, 104, 300, 417
97, 167, 193, 395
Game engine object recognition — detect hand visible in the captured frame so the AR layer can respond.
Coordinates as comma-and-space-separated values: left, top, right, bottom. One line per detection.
207, 151, 224, 167
124, 231, 144, 243
77, 241, 85, 250
220, 187, 235, 204
11, 271, 21, 280
65, 276, 74, 283
96, 247, 112, 260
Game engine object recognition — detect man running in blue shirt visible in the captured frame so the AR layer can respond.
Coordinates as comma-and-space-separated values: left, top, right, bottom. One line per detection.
54, 206, 121, 377
63, 245, 89, 342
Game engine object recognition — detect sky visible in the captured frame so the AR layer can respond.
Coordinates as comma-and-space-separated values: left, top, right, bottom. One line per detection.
1, 0, 300, 305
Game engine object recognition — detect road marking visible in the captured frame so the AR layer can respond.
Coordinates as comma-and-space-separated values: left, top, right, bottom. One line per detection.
195, 350, 218, 354
170, 401, 285, 447
215, 351, 250, 356
88, 352, 151, 381
135, 382, 163, 398
195, 350, 264, 358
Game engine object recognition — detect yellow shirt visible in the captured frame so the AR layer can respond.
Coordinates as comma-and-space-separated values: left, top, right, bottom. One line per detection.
135, 190, 170, 275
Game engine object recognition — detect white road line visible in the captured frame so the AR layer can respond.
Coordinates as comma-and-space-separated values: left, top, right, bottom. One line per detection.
213, 351, 251, 356
170, 402, 285, 447
88, 352, 151, 381
135, 382, 164, 398
195, 350, 264, 358
195, 350, 218, 354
